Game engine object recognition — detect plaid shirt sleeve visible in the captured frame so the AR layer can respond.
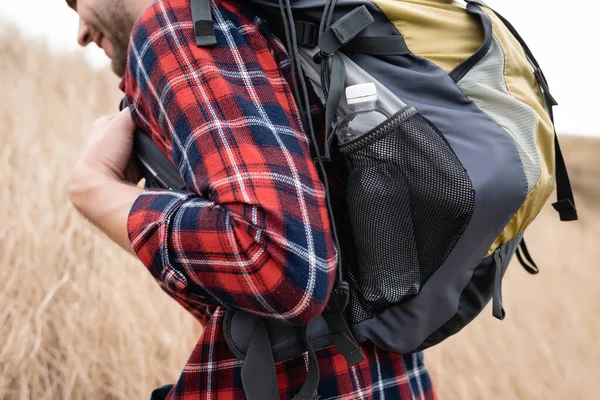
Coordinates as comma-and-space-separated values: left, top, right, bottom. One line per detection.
123, 0, 337, 325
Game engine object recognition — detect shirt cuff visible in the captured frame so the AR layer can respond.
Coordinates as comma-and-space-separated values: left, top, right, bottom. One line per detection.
127, 189, 194, 286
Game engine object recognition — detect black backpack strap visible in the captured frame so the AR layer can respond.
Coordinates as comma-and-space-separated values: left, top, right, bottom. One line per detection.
239, 318, 321, 400
150, 385, 175, 400
120, 97, 186, 190
552, 131, 578, 221
322, 282, 365, 366
294, 326, 321, 400
240, 318, 280, 400
515, 237, 540, 275
492, 250, 506, 320
190, 0, 217, 47
342, 35, 409, 56
229, 283, 364, 400
268, 19, 408, 56
317, 5, 374, 56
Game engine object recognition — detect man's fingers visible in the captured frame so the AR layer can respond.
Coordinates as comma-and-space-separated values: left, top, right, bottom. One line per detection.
95, 112, 120, 124
109, 108, 136, 134
104, 113, 120, 121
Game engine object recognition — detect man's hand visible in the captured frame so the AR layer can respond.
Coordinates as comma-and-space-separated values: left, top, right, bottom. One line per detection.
68, 109, 145, 255
73, 108, 141, 184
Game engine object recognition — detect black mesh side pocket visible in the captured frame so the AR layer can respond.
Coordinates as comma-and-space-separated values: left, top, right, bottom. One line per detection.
339, 106, 475, 324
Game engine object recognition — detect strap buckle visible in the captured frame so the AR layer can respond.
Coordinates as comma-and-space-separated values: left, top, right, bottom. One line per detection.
325, 281, 350, 314
297, 21, 318, 47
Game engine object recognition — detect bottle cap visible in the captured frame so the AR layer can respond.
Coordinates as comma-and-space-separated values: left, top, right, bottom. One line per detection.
345, 83, 378, 105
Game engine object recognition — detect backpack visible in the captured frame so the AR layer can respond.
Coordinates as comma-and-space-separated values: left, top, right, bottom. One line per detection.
135, 0, 579, 398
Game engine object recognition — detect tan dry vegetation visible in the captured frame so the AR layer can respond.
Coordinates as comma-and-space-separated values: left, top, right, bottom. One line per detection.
1, 27, 599, 400
0, 28, 199, 400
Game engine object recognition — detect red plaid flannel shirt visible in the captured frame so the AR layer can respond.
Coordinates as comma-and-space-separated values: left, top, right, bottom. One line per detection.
123, 0, 437, 398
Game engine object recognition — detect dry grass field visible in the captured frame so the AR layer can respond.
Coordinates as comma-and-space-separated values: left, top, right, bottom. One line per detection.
1, 28, 598, 399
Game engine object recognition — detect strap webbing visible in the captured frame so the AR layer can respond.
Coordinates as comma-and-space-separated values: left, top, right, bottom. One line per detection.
342, 35, 409, 56
150, 385, 174, 400
318, 5, 374, 54
552, 133, 578, 221
322, 282, 364, 366
269, 18, 409, 56
190, 0, 216, 47
241, 318, 280, 400
293, 326, 321, 400
449, 2, 493, 82
515, 238, 540, 275
492, 251, 506, 320
322, 53, 346, 160
240, 318, 322, 400
121, 97, 187, 190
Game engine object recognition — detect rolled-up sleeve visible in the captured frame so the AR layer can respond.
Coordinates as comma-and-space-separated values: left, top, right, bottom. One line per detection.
123, 0, 337, 325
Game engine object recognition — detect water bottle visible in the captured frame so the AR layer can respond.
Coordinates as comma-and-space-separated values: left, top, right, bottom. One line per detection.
337, 83, 389, 145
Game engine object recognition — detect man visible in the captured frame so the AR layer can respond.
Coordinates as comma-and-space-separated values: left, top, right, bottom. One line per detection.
66, 0, 436, 398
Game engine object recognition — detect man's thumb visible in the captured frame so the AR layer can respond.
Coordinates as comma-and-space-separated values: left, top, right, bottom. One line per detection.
112, 107, 136, 133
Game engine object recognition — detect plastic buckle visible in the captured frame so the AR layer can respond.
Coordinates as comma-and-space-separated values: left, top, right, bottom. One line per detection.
326, 281, 350, 314
297, 21, 318, 47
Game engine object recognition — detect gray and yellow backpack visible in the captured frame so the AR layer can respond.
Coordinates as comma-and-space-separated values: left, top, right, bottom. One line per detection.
140, 0, 579, 398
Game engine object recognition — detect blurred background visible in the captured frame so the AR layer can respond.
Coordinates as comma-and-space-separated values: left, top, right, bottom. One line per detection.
0, 1, 598, 399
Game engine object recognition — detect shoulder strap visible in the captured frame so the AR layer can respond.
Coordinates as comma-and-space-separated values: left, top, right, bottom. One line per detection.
120, 98, 186, 190
191, 0, 217, 47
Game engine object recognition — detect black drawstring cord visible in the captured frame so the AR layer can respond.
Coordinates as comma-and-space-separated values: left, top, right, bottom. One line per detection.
278, 0, 305, 122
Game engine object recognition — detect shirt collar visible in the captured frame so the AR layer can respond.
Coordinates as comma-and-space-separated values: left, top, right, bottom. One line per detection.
119, 76, 126, 93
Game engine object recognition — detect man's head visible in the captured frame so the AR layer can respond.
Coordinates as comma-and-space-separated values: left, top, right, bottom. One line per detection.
66, 0, 152, 77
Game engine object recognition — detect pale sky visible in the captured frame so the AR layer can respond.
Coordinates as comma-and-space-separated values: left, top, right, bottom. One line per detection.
0, 0, 598, 136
